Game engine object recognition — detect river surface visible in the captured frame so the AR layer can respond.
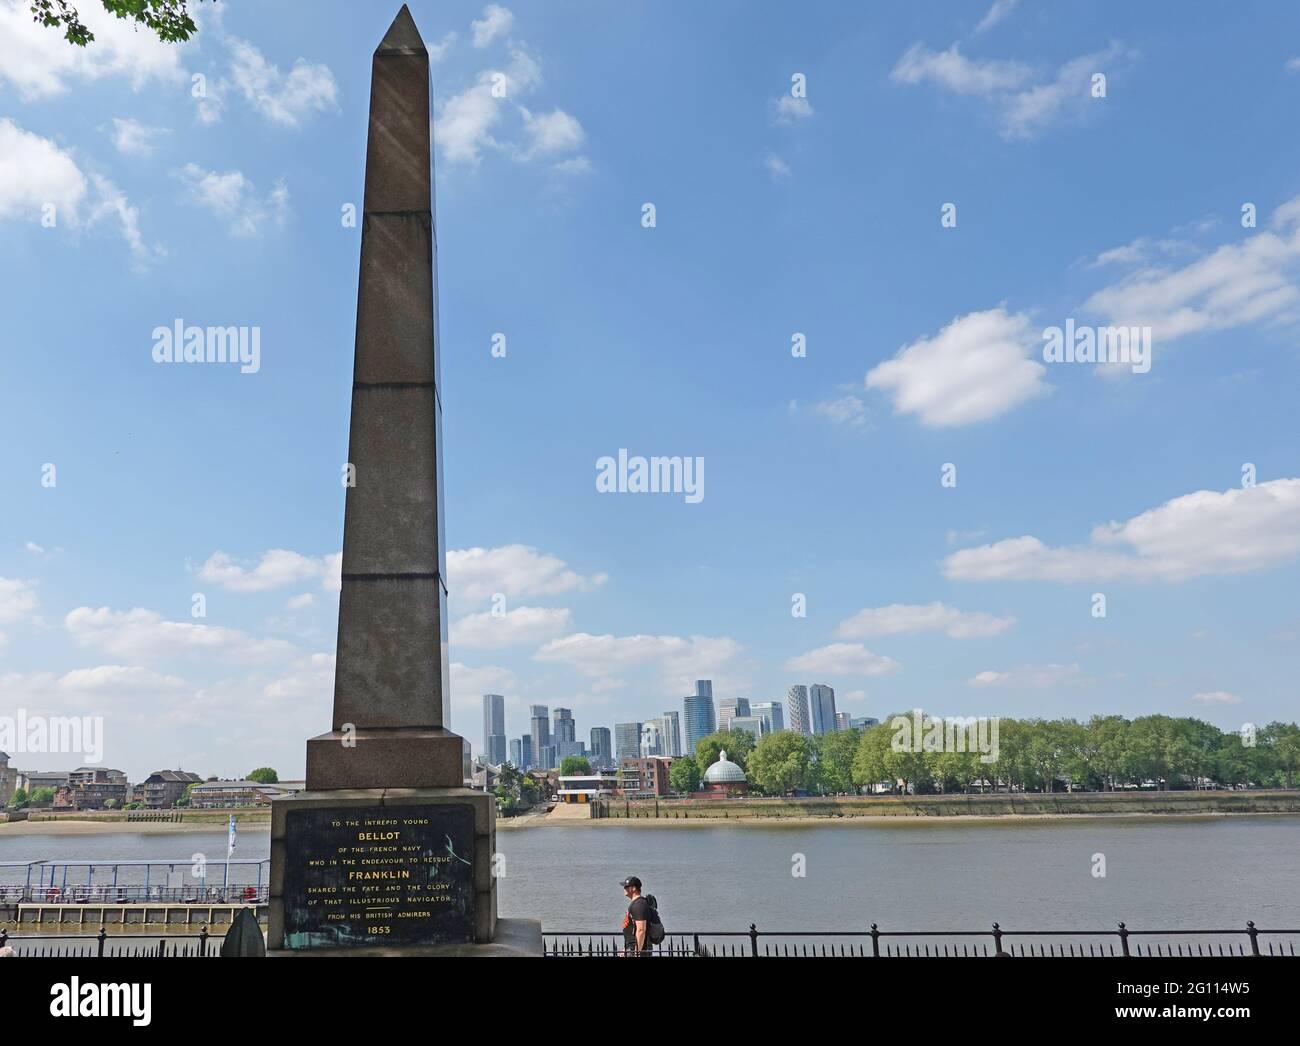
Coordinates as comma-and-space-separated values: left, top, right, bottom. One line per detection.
4, 816, 1298, 937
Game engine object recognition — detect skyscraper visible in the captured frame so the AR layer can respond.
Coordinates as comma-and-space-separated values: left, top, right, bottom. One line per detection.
641, 721, 662, 757
660, 710, 682, 757
810, 684, 837, 734
509, 737, 522, 768
835, 711, 851, 732
718, 697, 751, 732
684, 681, 717, 754
553, 707, 576, 744
787, 685, 811, 736
482, 694, 506, 766
590, 727, 612, 767
615, 722, 643, 762
530, 705, 550, 765
517, 735, 533, 771
729, 715, 765, 740
752, 701, 784, 734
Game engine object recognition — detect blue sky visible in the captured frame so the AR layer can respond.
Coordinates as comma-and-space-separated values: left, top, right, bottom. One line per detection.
2, 0, 1298, 781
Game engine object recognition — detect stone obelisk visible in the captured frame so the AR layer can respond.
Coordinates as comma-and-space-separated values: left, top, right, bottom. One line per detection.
267, 5, 507, 953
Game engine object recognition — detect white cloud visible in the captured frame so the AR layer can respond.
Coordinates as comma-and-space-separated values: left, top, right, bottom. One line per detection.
428, 31, 458, 63
974, 0, 1020, 34
197, 550, 336, 593
944, 478, 1300, 583
1084, 196, 1300, 343
764, 153, 791, 180
1286, 57, 1300, 73
25, 542, 46, 556
1191, 691, 1241, 706
892, 43, 1030, 95
87, 173, 157, 265
0, 118, 88, 224
179, 163, 289, 237
262, 652, 334, 701
57, 664, 188, 694
836, 602, 1015, 639
65, 606, 295, 663
226, 37, 337, 127
866, 307, 1047, 426
109, 117, 168, 156
436, 47, 545, 166
784, 643, 902, 677
451, 605, 572, 648
892, 40, 1133, 140
285, 593, 317, 611
812, 394, 868, 430
0, 577, 38, 625
448, 544, 606, 603
0, 0, 188, 101
535, 632, 743, 694
471, 4, 515, 48
518, 106, 585, 160
772, 96, 814, 124
969, 663, 1083, 688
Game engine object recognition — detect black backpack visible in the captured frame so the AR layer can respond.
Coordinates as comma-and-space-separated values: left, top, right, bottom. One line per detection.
643, 894, 666, 944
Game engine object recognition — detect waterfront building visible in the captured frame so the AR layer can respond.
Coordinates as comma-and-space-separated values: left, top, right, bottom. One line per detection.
752, 701, 784, 733
140, 769, 203, 809
810, 684, 837, 734
700, 749, 748, 796
53, 767, 130, 810
615, 721, 643, 762
557, 767, 619, 804
0, 752, 14, 805
483, 694, 507, 767
786, 685, 811, 736
618, 756, 674, 798
13, 770, 71, 801
187, 778, 303, 809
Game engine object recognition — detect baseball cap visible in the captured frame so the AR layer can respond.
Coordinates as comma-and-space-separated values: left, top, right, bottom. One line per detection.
619, 876, 642, 890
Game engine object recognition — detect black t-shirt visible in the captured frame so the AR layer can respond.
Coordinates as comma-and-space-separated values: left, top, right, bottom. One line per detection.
623, 896, 652, 950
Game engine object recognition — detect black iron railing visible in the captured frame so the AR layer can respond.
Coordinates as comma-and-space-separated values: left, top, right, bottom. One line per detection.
0, 927, 222, 957
0, 885, 269, 904
543, 921, 1300, 957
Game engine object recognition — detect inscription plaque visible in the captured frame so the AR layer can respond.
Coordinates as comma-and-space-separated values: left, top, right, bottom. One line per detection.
280, 804, 475, 948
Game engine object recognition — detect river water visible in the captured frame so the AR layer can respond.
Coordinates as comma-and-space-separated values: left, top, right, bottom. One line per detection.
4, 816, 1298, 938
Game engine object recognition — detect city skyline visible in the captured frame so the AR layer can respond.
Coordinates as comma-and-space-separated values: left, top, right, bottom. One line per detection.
3, 1, 1298, 782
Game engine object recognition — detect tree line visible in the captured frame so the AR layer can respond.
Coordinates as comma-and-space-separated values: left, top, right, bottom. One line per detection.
668, 715, 1300, 797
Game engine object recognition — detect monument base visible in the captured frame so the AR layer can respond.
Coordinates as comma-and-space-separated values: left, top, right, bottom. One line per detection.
305, 727, 465, 789
267, 917, 543, 958
268, 787, 496, 950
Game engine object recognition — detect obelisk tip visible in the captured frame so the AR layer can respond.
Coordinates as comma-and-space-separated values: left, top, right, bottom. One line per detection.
376, 4, 426, 55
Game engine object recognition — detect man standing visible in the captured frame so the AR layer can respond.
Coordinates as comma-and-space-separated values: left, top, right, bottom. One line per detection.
620, 876, 652, 956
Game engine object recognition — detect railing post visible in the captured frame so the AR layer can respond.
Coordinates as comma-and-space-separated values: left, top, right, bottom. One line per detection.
97, 927, 108, 958
1246, 920, 1260, 956
199, 925, 209, 957
749, 923, 758, 957
870, 922, 880, 957
992, 922, 1004, 956
1118, 921, 1130, 957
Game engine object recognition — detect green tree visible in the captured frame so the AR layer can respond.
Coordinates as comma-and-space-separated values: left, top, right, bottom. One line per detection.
31, 0, 209, 47
668, 756, 700, 794
559, 756, 591, 776
747, 731, 813, 794
1262, 722, 1300, 788
7, 787, 29, 809
247, 767, 279, 784
811, 728, 858, 794
29, 787, 57, 807
175, 782, 195, 807
695, 730, 755, 773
